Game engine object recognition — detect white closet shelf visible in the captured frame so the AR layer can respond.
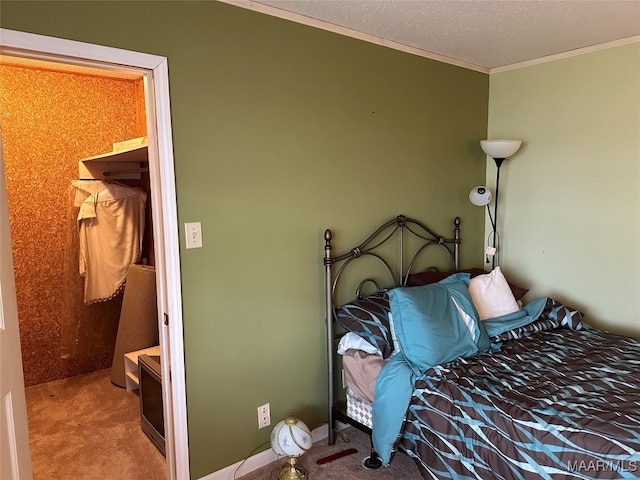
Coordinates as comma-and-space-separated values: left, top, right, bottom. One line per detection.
79, 137, 148, 180
81, 143, 147, 163
124, 345, 160, 392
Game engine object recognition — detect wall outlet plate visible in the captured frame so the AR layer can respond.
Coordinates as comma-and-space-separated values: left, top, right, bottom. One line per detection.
257, 403, 270, 429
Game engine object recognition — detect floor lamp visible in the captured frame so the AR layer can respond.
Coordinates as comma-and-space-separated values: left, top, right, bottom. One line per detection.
469, 140, 522, 270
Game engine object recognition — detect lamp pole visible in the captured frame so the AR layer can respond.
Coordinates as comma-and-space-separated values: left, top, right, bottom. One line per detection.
478, 139, 522, 270
491, 157, 505, 270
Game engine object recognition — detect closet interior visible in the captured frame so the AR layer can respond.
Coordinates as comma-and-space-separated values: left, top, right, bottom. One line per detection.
0, 55, 165, 462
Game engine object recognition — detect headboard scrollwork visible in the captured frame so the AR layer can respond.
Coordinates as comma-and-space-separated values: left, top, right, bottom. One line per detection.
324, 215, 460, 308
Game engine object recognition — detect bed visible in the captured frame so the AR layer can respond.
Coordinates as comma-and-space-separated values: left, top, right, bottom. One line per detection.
323, 214, 640, 479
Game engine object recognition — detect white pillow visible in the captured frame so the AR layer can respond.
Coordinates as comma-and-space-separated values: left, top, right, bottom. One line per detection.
387, 312, 401, 355
451, 298, 477, 341
469, 267, 520, 321
337, 332, 382, 356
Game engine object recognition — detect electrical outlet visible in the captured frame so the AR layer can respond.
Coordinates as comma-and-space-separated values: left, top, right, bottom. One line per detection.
257, 403, 270, 429
185, 222, 203, 249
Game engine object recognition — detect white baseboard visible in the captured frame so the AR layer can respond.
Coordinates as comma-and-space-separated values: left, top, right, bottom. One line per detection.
199, 423, 347, 480
198, 445, 279, 480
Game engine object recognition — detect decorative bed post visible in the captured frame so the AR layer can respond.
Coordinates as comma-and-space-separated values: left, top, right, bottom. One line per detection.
323, 228, 336, 445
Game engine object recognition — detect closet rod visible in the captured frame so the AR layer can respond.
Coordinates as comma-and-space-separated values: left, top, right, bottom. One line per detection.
103, 166, 149, 178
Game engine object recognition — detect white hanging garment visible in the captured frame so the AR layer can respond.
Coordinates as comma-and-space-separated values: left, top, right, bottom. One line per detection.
71, 180, 147, 304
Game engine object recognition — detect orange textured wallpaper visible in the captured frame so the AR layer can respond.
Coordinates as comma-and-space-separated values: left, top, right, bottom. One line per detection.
0, 63, 147, 386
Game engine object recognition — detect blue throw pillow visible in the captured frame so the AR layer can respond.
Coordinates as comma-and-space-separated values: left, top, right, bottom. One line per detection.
388, 274, 490, 375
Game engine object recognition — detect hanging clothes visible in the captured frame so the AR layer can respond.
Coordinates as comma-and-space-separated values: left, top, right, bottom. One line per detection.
71, 180, 147, 304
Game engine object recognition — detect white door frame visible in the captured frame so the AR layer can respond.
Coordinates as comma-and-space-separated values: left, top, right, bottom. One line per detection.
0, 29, 188, 480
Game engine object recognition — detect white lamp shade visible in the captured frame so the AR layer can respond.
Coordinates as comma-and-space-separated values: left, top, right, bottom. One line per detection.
480, 140, 522, 159
270, 416, 313, 457
469, 186, 492, 206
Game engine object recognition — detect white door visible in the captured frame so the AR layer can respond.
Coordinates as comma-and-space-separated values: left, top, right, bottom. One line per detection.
0, 129, 33, 480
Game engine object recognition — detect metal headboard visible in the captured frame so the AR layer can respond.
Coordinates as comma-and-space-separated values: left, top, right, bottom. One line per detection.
323, 214, 460, 445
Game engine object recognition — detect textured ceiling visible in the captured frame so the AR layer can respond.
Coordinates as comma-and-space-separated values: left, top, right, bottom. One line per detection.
239, 0, 640, 72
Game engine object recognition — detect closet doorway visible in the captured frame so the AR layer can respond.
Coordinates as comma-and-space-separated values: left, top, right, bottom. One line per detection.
0, 29, 188, 480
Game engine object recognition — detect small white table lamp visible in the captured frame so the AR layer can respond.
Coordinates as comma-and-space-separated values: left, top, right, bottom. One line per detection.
270, 414, 313, 480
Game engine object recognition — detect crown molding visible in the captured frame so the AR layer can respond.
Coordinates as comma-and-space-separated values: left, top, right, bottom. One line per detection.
219, 0, 489, 73
490, 35, 640, 74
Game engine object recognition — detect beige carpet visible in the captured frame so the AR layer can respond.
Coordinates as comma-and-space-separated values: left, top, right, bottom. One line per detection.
236, 426, 422, 480
25, 368, 166, 480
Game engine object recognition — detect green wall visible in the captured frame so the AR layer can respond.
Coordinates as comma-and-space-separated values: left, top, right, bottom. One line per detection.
487, 43, 640, 337
1, 2, 489, 477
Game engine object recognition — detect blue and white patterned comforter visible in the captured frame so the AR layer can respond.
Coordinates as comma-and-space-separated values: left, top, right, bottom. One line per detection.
379, 300, 640, 479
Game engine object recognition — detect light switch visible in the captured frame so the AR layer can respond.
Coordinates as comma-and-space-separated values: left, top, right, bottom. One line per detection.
185, 222, 203, 249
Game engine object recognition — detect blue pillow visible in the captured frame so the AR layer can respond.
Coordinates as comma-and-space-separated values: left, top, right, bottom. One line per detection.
482, 297, 547, 337
388, 274, 490, 375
